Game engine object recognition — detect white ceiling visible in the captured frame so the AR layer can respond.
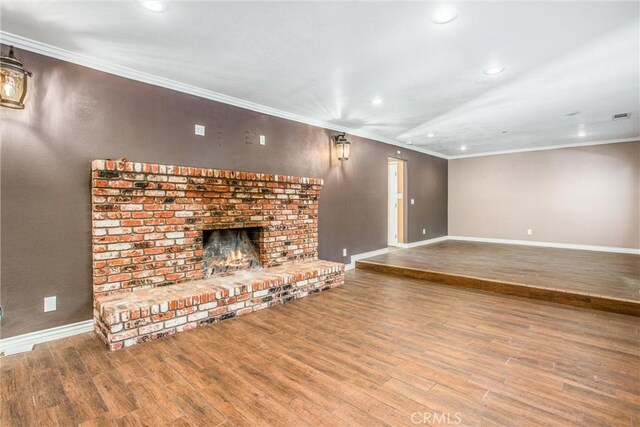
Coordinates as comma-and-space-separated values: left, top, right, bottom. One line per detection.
1, 1, 639, 157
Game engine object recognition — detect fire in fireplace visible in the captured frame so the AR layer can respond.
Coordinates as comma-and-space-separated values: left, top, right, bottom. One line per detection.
202, 228, 262, 278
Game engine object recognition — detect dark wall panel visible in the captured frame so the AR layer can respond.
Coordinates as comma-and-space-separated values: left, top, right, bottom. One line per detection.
0, 48, 448, 338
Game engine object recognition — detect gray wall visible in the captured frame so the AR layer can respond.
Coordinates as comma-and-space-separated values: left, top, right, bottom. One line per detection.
0, 48, 448, 338
449, 141, 640, 249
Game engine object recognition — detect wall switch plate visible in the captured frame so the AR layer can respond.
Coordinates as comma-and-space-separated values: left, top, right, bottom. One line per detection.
195, 124, 205, 136
527, 229, 533, 236
423, 228, 426, 235
259, 135, 266, 145
44, 296, 57, 312
410, 199, 415, 205
342, 248, 347, 256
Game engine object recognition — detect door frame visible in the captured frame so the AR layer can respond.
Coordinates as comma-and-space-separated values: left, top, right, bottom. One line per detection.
387, 157, 407, 247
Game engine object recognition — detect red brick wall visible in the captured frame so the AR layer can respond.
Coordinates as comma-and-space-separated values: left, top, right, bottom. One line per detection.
91, 159, 322, 298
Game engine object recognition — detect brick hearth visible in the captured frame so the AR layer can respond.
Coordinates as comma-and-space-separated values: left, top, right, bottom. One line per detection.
91, 159, 344, 349
96, 260, 343, 350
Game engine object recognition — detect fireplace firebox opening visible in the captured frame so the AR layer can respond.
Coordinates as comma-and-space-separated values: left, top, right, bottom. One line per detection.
202, 227, 263, 278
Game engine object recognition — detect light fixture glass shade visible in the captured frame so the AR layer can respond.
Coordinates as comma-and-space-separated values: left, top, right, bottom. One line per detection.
334, 133, 351, 161
0, 46, 32, 109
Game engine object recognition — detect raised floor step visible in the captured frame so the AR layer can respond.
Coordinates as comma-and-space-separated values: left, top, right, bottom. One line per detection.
356, 260, 639, 317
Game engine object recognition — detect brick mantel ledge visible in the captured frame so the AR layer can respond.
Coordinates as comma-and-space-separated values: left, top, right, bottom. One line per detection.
92, 159, 323, 185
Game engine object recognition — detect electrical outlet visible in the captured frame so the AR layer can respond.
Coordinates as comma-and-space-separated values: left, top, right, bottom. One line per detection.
342, 248, 347, 257
259, 135, 266, 146
410, 199, 415, 205
423, 228, 426, 235
527, 229, 533, 236
44, 296, 57, 312
194, 124, 205, 136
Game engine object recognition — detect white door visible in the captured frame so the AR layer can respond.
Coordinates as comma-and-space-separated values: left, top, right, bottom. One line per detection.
388, 162, 398, 246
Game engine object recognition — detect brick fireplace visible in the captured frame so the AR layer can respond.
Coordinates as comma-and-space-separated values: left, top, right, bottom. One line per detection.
91, 159, 344, 350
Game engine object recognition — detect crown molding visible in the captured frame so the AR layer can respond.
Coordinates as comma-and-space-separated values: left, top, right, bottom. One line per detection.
0, 31, 449, 159
447, 136, 640, 160
2, 31, 636, 161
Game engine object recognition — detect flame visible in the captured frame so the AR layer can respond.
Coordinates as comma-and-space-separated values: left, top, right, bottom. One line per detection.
229, 249, 242, 261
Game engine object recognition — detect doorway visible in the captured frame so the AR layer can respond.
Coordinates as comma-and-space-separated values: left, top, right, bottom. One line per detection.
388, 158, 406, 247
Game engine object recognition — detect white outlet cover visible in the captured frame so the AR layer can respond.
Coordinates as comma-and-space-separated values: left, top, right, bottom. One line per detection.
527, 229, 533, 235
259, 135, 266, 145
195, 124, 205, 136
343, 248, 347, 256
423, 228, 426, 235
410, 199, 415, 205
44, 296, 57, 312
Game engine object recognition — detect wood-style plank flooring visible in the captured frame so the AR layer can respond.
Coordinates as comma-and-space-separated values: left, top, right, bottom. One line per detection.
357, 241, 640, 315
2, 269, 639, 426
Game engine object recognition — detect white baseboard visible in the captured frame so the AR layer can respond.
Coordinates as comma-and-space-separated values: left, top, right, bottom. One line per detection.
3, 235, 636, 355
397, 235, 449, 249
346, 235, 638, 272
0, 320, 94, 356
448, 236, 640, 255
345, 235, 450, 270
345, 247, 390, 270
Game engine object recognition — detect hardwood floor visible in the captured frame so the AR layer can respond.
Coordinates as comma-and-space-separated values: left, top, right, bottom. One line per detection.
357, 241, 640, 316
2, 269, 639, 426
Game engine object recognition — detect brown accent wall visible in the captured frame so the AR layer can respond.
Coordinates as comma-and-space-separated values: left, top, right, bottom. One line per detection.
449, 141, 640, 249
0, 48, 448, 338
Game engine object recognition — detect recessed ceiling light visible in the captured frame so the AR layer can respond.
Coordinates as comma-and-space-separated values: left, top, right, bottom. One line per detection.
140, 0, 167, 12
577, 131, 587, 137
484, 66, 505, 76
432, 7, 458, 24
460, 145, 467, 151
612, 112, 631, 120
407, 141, 413, 145
427, 132, 435, 138
371, 97, 383, 106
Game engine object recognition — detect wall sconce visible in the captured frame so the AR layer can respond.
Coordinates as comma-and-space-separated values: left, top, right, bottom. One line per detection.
334, 132, 351, 161
0, 46, 32, 109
